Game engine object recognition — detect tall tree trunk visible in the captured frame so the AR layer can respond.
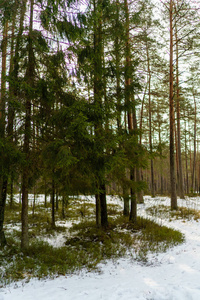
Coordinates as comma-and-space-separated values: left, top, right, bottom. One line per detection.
158, 118, 164, 195
8, 14, 17, 211
44, 179, 47, 208
93, 0, 108, 228
95, 193, 101, 227
169, 0, 177, 209
175, 124, 180, 195
124, 0, 137, 222
56, 189, 59, 211
114, 2, 130, 214
21, 0, 34, 249
51, 176, 55, 228
129, 168, 137, 223
192, 94, 196, 192
123, 187, 130, 216
184, 114, 189, 194
139, 84, 147, 145
115, 0, 121, 130
0, 21, 8, 247
146, 40, 155, 197
10, 177, 14, 209
175, 24, 184, 199
0, 21, 8, 134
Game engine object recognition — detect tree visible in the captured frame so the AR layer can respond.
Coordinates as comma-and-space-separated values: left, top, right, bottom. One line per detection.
169, 0, 177, 209
0, 19, 8, 246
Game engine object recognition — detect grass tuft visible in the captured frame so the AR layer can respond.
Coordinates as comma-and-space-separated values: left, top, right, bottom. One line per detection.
146, 204, 200, 221
0, 196, 185, 285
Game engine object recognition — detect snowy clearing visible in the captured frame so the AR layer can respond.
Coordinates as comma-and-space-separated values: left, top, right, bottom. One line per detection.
1, 196, 200, 300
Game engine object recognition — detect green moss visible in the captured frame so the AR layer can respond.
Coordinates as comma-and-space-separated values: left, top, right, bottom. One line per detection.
1, 197, 184, 285
146, 204, 200, 221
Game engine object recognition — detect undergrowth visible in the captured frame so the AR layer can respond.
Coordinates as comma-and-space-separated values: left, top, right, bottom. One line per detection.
0, 196, 185, 286
146, 204, 200, 221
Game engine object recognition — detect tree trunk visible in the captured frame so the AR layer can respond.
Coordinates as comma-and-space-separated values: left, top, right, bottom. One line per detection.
93, 0, 108, 228
175, 24, 184, 199
146, 40, 155, 197
169, 0, 177, 209
100, 184, 108, 228
51, 176, 55, 228
56, 190, 59, 211
0, 180, 7, 247
62, 196, 67, 219
123, 186, 129, 216
124, 0, 137, 222
184, 114, 189, 194
95, 193, 101, 227
0, 20, 8, 134
115, 0, 121, 130
129, 168, 137, 223
44, 179, 47, 208
158, 120, 164, 195
21, 0, 34, 249
10, 177, 14, 209
192, 95, 196, 192
0, 20, 8, 247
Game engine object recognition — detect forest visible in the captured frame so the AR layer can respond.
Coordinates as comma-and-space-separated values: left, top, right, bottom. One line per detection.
0, 0, 200, 264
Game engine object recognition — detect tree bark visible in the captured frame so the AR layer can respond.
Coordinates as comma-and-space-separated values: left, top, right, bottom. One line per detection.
51, 176, 55, 228
124, 0, 137, 222
93, 0, 108, 228
184, 114, 189, 194
146, 40, 155, 197
175, 23, 184, 199
192, 94, 196, 192
169, 0, 177, 209
123, 186, 129, 216
129, 168, 137, 223
0, 21, 8, 247
21, 0, 34, 249
95, 193, 101, 227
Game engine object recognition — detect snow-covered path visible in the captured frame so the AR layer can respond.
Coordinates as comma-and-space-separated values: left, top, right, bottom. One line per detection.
2, 196, 200, 300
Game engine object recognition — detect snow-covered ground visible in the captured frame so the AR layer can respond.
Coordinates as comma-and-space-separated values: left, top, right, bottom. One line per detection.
2, 196, 200, 300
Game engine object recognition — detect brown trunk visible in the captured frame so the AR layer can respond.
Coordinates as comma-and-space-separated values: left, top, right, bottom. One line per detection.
158, 116, 164, 195
169, 0, 177, 209
175, 124, 179, 195
123, 184, 129, 216
136, 169, 144, 204
56, 189, 59, 211
124, 0, 138, 221
100, 184, 108, 228
21, 0, 34, 249
51, 176, 55, 228
115, 0, 121, 130
192, 95, 196, 192
0, 21, 8, 133
139, 84, 148, 145
175, 23, 184, 199
115, 8, 130, 214
95, 193, 101, 227
0, 21, 8, 247
184, 115, 189, 194
146, 40, 155, 197
93, 0, 108, 228
129, 168, 137, 223
7, 8, 17, 140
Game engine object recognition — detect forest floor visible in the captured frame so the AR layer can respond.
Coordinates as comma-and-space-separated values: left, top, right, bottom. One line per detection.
1, 195, 200, 300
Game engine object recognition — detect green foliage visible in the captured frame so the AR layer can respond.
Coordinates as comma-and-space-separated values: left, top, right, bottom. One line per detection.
146, 204, 200, 221
1, 196, 184, 285
0, 138, 22, 178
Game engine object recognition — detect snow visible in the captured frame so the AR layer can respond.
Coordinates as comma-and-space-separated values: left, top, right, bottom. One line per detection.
2, 196, 200, 300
